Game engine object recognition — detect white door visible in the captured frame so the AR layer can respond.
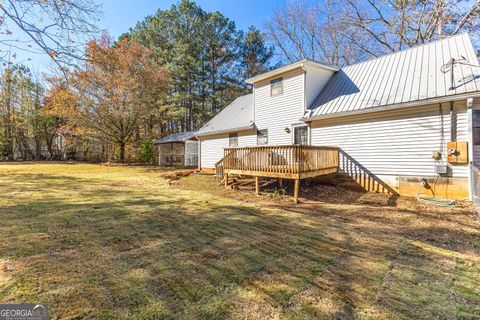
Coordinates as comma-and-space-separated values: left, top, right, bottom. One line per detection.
293, 125, 309, 145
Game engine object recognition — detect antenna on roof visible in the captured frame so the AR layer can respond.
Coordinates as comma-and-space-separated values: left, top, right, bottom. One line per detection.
440, 56, 474, 91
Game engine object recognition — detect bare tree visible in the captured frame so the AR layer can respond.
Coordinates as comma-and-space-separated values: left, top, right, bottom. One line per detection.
342, 0, 480, 58
265, 0, 480, 66
0, 0, 100, 68
265, 0, 367, 66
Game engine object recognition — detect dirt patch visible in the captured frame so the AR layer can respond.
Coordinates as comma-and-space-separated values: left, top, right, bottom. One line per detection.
173, 174, 473, 212
101, 161, 151, 166
159, 169, 196, 183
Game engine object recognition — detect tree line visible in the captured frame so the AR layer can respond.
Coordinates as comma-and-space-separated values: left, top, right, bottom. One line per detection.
0, 0, 274, 162
0, 0, 478, 163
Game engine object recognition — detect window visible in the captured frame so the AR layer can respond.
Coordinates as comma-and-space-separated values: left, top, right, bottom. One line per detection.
294, 125, 309, 145
474, 111, 480, 145
257, 129, 268, 145
229, 133, 238, 147
270, 78, 283, 96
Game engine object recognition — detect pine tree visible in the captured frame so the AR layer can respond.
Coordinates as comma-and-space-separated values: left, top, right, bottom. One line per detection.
128, 1, 275, 134
239, 26, 275, 81
201, 11, 242, 116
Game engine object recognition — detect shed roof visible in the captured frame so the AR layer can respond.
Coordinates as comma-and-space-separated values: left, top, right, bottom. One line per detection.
304, 33, 480, 120
196, 94, 254, 137
154, 131, 197, 144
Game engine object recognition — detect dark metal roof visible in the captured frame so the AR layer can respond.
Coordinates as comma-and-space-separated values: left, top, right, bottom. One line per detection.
154, 131, 197, 144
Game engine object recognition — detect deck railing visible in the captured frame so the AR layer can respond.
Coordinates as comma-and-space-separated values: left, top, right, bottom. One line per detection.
223, 145, 339, 178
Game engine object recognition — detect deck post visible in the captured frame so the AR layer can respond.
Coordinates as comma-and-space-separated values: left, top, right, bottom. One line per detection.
293, 179, 300, 204
219, 146, 339, 202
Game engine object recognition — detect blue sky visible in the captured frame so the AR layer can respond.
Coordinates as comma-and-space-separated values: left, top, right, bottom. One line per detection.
100, 0, 280, 37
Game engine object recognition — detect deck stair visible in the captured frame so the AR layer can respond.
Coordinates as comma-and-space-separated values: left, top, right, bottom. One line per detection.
226, 176, 277, 191
215, 158, 224, 179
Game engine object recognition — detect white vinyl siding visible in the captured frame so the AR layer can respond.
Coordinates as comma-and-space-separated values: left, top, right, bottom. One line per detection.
254, 69, 305, 145
200, 134, 228, 168
310, 101, 469, 177
200, 130, 256, 168
305, 66, 335, 108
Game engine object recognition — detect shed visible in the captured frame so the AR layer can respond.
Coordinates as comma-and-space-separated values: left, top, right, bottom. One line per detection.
154, 131, 198, 167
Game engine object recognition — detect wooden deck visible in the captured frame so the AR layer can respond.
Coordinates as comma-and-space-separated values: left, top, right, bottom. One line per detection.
218, 145, 339, 203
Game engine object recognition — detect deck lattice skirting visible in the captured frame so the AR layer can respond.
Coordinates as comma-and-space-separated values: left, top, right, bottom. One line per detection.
219, 145, 339, 203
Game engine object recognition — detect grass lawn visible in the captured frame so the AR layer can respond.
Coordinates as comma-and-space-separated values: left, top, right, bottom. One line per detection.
0, 163, 479, 319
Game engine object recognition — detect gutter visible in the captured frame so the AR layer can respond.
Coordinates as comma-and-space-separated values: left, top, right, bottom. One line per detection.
301, 92, 480, 122
195, 123, 256, 138
154, 140, 191, 145
245, 59, 339, 84
301, 62, 307, 112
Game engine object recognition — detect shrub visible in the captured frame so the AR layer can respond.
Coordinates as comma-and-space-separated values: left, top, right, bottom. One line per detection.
138, 140, 154, 163
267, 188, 286, 200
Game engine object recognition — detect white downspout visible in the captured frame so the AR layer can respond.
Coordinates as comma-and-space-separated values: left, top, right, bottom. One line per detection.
252, 83, 256, 135
467, 97, 474, 201
197, 137, 201, 170
300, 63, 311, 144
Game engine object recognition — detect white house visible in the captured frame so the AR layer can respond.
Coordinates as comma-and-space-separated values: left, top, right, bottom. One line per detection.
196, 33, 480, 200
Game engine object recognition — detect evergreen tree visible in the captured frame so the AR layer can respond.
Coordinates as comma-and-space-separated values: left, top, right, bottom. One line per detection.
128, 0, 274, 134
239, 26, 275, 81
200, 11, 242, 116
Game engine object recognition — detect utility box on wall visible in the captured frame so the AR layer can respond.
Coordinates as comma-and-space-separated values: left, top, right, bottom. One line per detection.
447, 141, 468, 164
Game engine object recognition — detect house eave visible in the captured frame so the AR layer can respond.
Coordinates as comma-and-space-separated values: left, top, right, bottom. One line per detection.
153, 132, 197, 144
195, 124, 256, 138
245, 59, 339, 84
154, 140, 192, 145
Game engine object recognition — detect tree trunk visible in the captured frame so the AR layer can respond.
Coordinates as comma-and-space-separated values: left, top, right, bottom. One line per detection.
45, 129, 55, 160
4, 126, 14, 161
437, 1, 444, 38
18, 130, 29, 161
4, 70, 15, 161
119, 141, 126, 162
34, 137, 42, 160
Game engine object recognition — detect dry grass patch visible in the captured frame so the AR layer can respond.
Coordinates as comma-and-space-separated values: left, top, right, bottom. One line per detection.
0, 163, 479, 319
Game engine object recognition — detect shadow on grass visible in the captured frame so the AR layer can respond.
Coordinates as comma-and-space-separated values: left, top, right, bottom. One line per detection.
176, 173, 402, 209
0, 168, 479, 319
